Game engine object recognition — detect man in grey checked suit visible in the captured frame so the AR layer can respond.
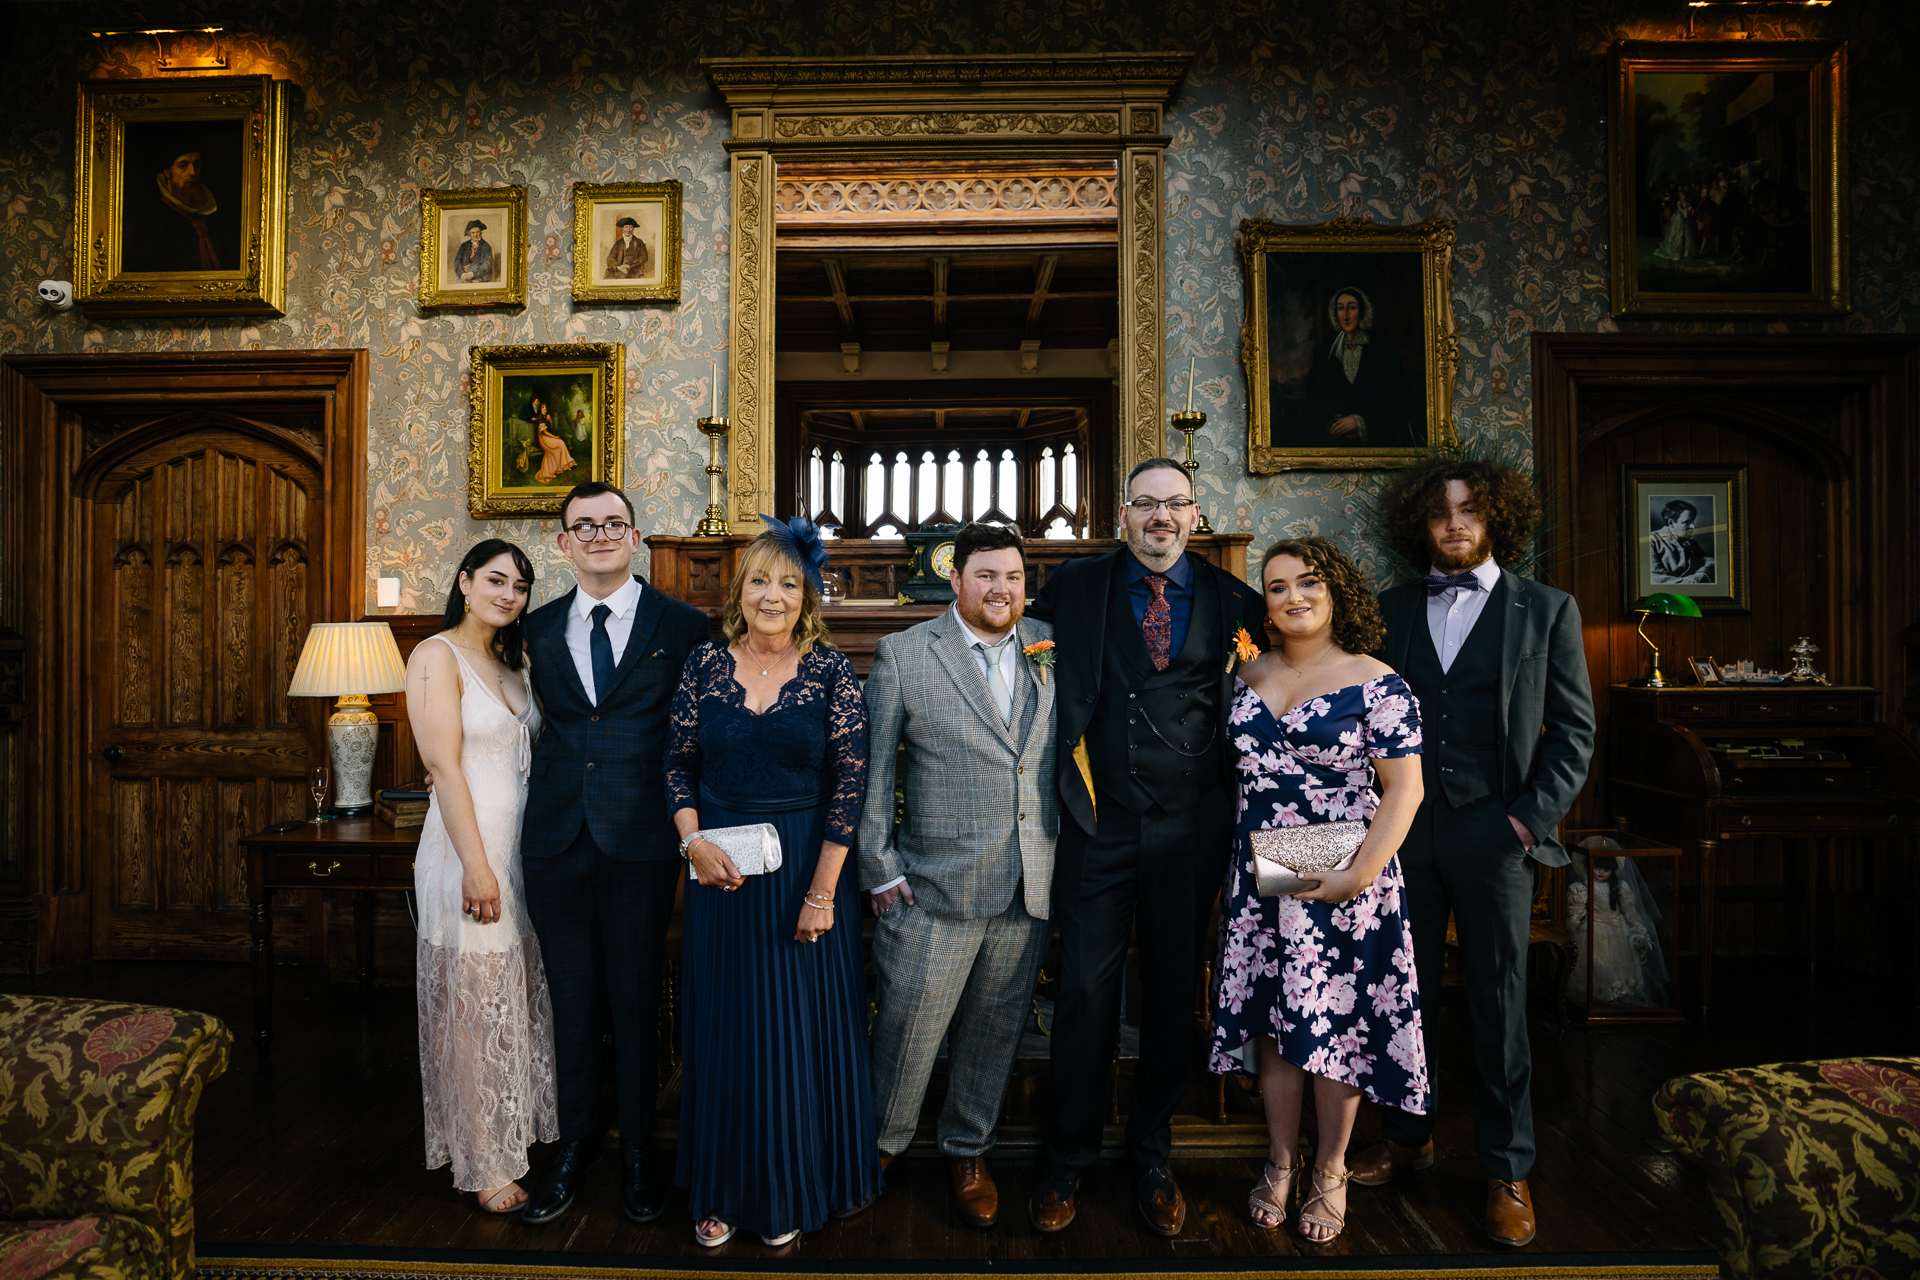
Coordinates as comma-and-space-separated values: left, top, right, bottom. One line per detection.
858, 522, 1058, 1229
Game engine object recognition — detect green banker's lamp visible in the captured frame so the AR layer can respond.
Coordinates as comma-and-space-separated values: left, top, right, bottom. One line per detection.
1631, 592, 1703, 687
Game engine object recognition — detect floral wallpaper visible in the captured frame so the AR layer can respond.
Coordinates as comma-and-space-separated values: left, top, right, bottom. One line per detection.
1, 0, 1910, 607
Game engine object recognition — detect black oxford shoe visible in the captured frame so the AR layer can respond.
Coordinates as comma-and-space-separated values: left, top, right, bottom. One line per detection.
521, 1139, 603, 1225
620, 1140, 669, 1224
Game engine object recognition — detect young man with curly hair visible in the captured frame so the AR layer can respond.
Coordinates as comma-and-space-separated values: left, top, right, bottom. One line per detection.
1349, 458, 1595, 1248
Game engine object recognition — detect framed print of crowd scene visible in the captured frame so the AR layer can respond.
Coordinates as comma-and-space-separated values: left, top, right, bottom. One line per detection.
72, 76, 290, 315
570, 180, 683, 303
1608, 40, 1847, 318
419, 186, 528, 309
1240, 218, 1458, 474
1620, 463, 1751, 615
467, 343, 624, 516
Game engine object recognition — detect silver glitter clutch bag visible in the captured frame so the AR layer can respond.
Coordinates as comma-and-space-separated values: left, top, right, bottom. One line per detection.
1249, 820, 1366, 897
687, 822, 783, 880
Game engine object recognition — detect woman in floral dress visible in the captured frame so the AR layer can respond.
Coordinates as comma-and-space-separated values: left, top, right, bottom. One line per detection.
1209, 537, 1428, 1243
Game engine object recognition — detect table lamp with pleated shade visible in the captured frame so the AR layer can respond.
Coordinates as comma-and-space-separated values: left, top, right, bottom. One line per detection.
288, 622, 408, 813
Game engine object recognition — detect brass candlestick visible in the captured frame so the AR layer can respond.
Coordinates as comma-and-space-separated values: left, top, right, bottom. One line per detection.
696, 416, 731, 536
1169, 409, 1213, 533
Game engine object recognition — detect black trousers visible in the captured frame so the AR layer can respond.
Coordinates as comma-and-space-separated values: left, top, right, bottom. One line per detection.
1379, 793, 1538, 1181
1044, 793, 1231, 1181
523, 825, 682, 1148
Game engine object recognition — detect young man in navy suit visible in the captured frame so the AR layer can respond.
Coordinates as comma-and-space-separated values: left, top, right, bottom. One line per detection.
1348, 458, 1595, 1247
517, 481, 709, 1226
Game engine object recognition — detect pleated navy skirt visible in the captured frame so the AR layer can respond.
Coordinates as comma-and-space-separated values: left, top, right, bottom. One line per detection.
676, 791, 881, 1237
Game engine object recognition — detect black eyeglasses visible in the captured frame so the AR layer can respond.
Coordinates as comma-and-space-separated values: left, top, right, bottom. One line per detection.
564, 520, 632, 541
1125, 497, 1197, 514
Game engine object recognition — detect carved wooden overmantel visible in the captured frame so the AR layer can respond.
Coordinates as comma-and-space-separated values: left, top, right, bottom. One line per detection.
704, 53, 1192, 526
647, 532, 1250, 675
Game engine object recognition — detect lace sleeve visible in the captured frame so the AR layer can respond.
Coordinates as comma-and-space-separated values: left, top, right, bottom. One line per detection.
819, 649, 869, 845
664, 642, 713, 815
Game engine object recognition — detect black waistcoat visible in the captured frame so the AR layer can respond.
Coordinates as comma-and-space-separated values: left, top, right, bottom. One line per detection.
1085, 560, 1223, 815
1400, 580, 1507, 809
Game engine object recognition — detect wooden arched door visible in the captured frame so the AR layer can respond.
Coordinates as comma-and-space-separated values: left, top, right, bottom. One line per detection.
80, 415, 327, 958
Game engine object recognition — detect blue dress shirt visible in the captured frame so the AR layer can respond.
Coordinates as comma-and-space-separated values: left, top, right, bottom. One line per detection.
1125, 549, 1194, 662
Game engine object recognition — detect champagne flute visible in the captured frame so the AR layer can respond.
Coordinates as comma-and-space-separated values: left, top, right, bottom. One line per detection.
308, 764, 331, 824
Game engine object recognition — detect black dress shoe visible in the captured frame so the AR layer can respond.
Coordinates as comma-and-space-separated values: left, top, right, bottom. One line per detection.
620, 1140, 669, 1224
522, 1139, 603, 1225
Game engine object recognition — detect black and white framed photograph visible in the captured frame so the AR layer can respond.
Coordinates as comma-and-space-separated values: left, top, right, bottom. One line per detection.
1621, 464, 1750, 614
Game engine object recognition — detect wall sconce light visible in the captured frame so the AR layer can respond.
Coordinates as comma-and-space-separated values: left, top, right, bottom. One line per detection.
89, 26, 229, 71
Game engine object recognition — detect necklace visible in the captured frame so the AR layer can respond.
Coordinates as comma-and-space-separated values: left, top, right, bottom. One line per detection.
1277, 641, 1338, 679
738, 638, 795, 677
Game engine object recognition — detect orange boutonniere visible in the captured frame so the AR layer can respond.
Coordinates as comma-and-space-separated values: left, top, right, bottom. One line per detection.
1023, 638, 1057, 684
1228, 624, 1261, 673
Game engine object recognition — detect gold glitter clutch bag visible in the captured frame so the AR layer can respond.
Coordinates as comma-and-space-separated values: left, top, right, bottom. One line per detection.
1249, 820, 1366, 897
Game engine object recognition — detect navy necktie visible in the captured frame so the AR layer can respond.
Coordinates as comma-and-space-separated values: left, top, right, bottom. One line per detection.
589, 603, 615, 704
1423, 572, 1485, 597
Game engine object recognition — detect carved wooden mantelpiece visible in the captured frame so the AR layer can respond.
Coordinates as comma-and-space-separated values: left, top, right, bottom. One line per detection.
704, 54, 1191, 527
647, 533, 1250, 675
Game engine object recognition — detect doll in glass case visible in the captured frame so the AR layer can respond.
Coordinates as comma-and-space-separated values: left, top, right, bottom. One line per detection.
1566, 839, 1670, 1008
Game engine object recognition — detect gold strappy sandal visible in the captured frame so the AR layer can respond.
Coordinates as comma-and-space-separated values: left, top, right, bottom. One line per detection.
1248, 1160, 1297, 1230
1298, 1166, 1355, 1243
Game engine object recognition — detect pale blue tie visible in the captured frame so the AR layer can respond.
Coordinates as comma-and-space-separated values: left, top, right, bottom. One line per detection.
973, 638, 1014, 725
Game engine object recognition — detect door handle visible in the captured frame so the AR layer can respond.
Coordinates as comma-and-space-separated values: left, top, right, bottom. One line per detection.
308, 860, 341, 877
101, 747, 126, 762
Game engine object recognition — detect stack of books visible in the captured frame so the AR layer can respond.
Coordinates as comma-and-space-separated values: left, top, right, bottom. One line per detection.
376, 786, 431, 829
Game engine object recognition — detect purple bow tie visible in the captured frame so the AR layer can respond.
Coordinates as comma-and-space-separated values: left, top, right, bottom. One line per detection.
1424, 572, 1485, 596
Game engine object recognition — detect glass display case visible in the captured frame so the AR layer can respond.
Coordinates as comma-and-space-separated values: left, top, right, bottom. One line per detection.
1562, 828, 1687, 1026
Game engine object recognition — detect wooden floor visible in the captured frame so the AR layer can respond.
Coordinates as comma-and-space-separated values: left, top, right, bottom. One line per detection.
7, 957, 1909, 1265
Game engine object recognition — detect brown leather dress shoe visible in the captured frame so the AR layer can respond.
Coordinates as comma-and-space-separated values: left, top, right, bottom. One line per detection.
1347, 1139, 1435, 1187
879, 1151, 895, 1173
1028, 1178, 1078, 1233
1136, 1166, 1186, 1238
949, 1155, 998, 1227
1484, 1178, 1537, 1247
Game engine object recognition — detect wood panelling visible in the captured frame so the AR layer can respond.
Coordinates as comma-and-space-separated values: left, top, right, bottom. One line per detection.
0, 352, 368, 973
1533, 335, 1920, 980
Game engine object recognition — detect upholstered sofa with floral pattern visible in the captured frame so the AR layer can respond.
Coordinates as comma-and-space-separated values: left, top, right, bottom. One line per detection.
0, 995, 231, 1280
1655, 1056, 1920, 1280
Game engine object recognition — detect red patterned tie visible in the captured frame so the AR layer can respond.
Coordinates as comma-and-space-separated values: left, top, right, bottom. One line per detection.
1143, 574, 1172, 671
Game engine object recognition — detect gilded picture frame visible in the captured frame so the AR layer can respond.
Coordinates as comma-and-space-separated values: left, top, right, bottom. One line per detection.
421, 187, 528, 310
468, 344, 624, 517
1241, 218, 1458, 475
1608, 40, 1847, 319
1620, 463, 1750, 616
73, 75, 291, 316
571, 180, 683, 303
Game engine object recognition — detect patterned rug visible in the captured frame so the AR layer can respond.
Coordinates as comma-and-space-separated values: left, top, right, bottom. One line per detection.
196, 1243, 1723, 1279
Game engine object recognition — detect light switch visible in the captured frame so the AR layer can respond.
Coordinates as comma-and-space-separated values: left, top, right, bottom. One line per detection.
376, 577, 401, 608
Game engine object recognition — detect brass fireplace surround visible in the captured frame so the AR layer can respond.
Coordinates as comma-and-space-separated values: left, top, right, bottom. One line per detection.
704, 52, 1192, 527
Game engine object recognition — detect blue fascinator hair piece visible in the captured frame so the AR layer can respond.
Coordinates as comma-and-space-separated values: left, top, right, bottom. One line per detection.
757, 514, 832, 595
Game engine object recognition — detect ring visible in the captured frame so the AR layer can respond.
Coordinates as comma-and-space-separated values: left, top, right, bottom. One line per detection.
808, 936, 819, 943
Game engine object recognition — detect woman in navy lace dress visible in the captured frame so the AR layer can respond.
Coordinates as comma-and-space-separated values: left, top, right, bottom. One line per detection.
665, 518, 879, 1248
1209, 538, 1428, 1244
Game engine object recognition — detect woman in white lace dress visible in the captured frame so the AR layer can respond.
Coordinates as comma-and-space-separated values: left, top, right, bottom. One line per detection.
408, 539, 560, 1213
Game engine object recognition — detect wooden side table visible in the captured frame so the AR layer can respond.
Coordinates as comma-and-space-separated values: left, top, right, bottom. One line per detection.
241, 816, 420, 1055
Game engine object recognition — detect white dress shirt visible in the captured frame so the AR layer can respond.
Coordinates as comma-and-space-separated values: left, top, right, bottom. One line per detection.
953, 604, 1022, 696
1424, 557, 1501, 674
869, 606, 1022, 898
564, 575, 642, 702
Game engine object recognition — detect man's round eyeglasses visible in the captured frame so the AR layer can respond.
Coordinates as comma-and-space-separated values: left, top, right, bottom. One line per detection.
565, 520, 632, 541
1125, 498, 1197, 514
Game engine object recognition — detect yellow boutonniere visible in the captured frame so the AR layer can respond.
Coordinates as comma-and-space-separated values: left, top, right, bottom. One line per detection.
1228, 624, 1261, 673
1023, 638, 1056, 684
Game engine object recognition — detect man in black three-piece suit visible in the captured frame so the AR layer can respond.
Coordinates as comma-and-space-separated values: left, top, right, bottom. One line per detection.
517, 481, 709, 1227
1348, 459, 1595, 1248
1022, 458, 1269, 1238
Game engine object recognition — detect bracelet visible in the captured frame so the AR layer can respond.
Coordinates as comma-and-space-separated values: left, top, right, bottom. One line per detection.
802, 891, 835, 911
678, 832, 700, 860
